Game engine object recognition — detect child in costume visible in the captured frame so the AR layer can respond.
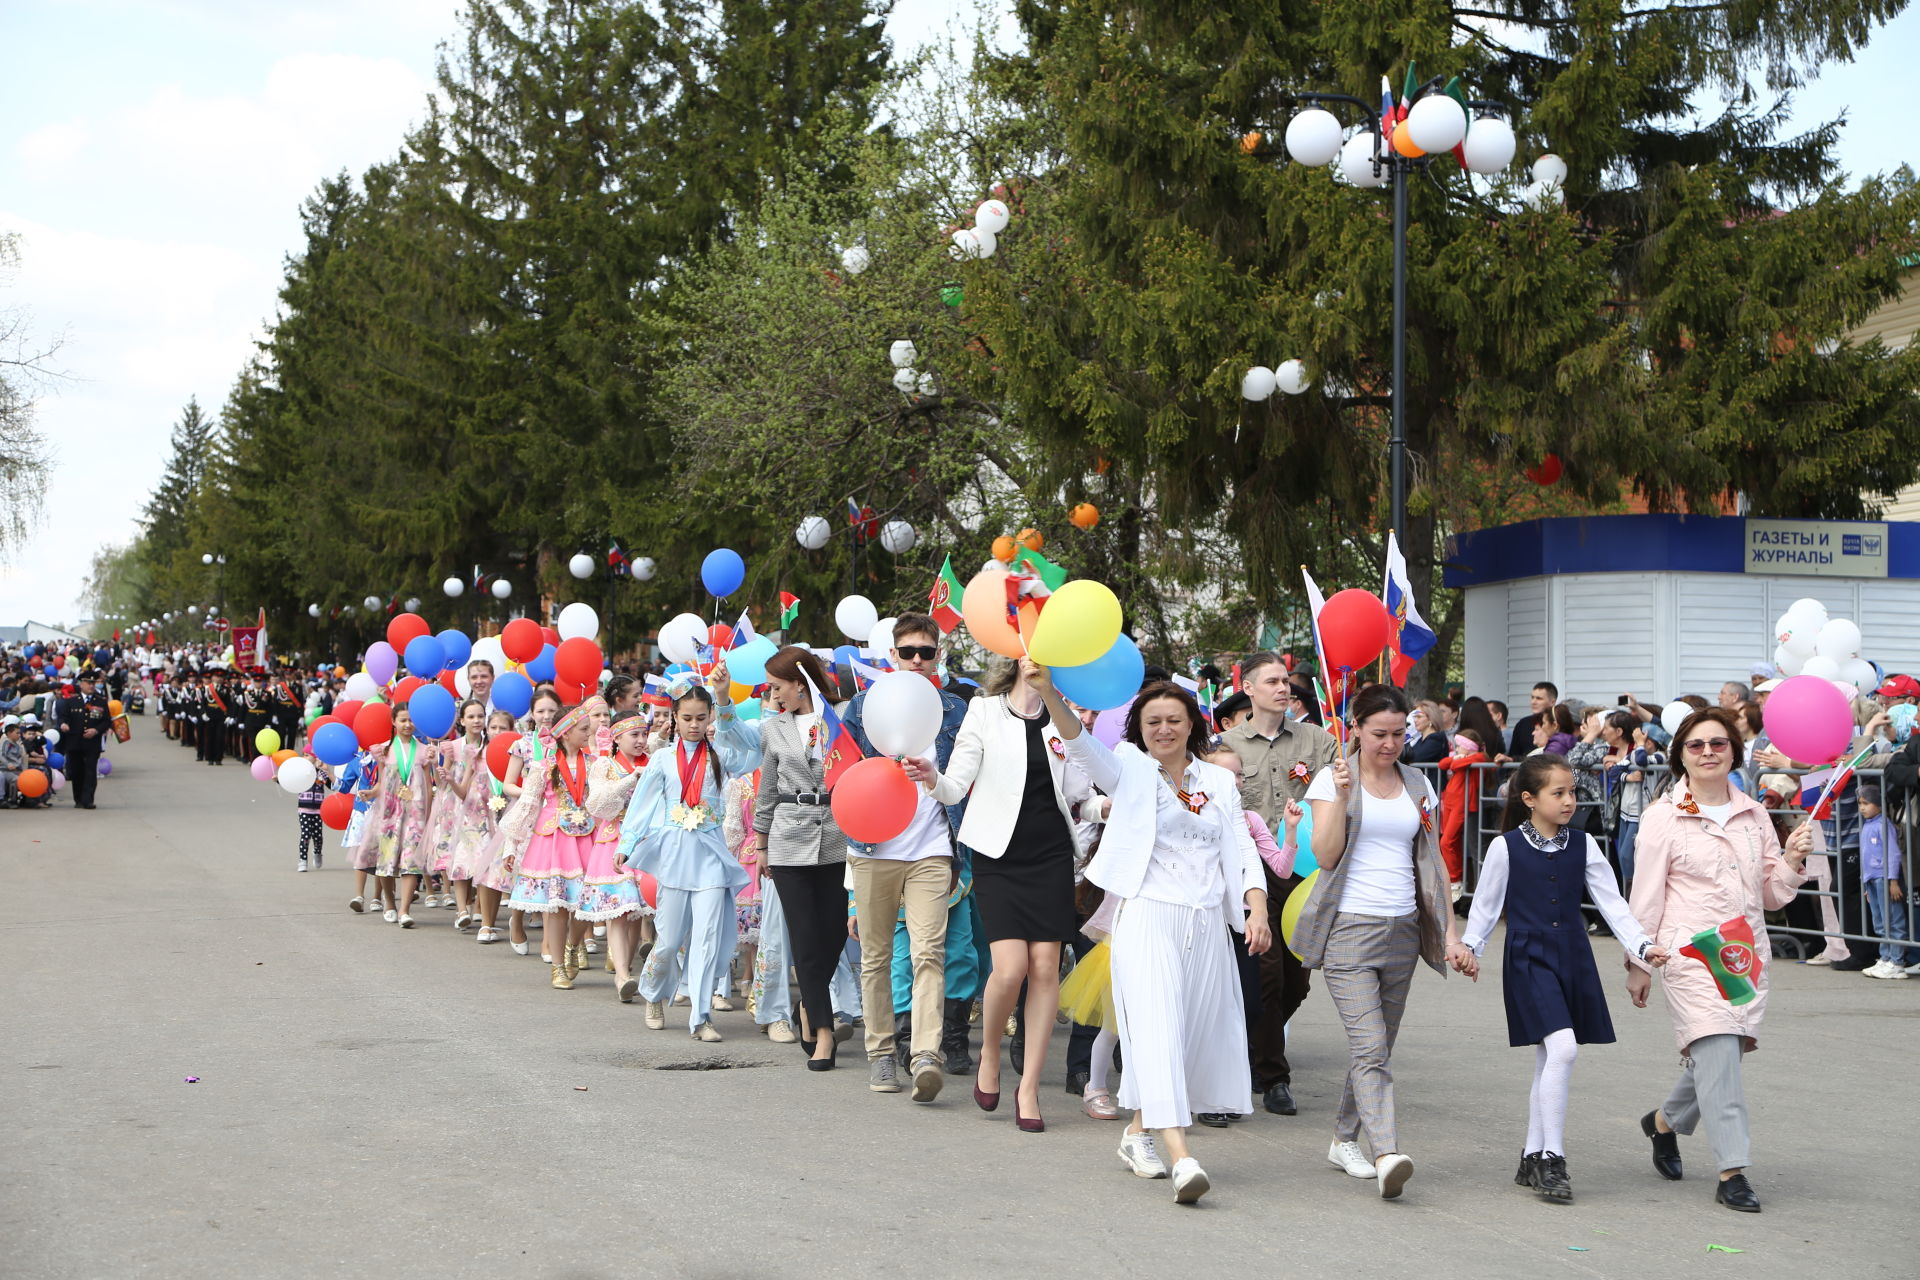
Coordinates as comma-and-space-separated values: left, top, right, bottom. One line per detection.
584, 707, 651, 1001
372, 706, 437, 927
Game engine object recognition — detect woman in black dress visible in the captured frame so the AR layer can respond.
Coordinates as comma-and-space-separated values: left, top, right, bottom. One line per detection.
911, 656, 1087, 1131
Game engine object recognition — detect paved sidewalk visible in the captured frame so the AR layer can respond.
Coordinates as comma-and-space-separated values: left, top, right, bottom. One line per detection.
4, 727, 1915, 1278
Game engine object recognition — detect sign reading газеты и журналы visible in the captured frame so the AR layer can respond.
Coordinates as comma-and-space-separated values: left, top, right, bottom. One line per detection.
1745, 519, 1888, 578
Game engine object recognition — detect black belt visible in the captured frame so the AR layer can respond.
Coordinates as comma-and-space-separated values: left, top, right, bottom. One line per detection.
775, 791, 827, 806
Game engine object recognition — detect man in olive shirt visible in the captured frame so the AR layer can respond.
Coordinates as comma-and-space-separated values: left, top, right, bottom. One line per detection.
1224, 652, 1338, 1116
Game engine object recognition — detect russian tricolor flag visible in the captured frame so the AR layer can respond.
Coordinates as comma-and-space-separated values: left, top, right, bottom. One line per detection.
1384, 531, 1438, 687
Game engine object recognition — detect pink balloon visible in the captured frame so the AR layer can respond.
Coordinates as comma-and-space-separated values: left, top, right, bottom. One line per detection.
49, 769, 65, 792
250, 754, 276, 781
1092, 698, 1135, 748
1761, 674, 1853, 764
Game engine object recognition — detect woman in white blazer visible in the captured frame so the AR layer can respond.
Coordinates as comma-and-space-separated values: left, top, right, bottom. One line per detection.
907, 658, 1089, 1133
1032, 664, 1270, 1206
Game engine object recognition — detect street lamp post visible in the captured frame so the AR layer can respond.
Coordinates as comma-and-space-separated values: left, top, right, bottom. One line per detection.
201, 552, 227, 618
1276, 78, 1533, 551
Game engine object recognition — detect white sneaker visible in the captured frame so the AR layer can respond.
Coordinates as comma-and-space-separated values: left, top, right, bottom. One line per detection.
382, 909, 398, 924
711, 994, 736, 1012
1888, 965, 1912, 980
1375, 1152, 1414, 1198
644, 1001, 666, 1030
764, 1019, 797, 1044
1117, 1130, 1169, 1179
1865, 960, 1895, 979
1170, 1157, 1210, 1204
1905, 961, 1920, 976
1328, 1139, 1377, 1179
297, 858, 309, 873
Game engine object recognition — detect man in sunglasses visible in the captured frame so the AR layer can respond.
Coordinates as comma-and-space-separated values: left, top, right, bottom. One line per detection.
840, 614, 974, 1101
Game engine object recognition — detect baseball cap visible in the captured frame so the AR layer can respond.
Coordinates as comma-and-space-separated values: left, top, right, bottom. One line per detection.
1875, 674, 1920, 698
1754, 678, 1783, 693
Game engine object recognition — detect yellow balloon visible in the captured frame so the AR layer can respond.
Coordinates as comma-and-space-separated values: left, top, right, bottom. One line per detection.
730, 681, 753, 704
1027, 579, 1123, 667
1281, 869, 1321, 960
254, 727, 281, 756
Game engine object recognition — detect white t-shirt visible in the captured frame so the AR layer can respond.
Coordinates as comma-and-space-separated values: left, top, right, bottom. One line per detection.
1306, 766, 1434, 917
1698, 801, 1735, 828
869, 789, 952, 862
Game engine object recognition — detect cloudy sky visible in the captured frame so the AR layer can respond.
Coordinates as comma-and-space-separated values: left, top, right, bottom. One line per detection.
1, 1, 1910, 628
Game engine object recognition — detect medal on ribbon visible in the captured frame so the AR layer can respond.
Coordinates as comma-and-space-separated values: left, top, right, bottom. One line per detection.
555, 749, 593, 835
395, 738, 416, 803
672, 740, 714, 829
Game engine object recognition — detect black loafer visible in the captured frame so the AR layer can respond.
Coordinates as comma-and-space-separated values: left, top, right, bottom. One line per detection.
1716, 1173, 1761, 1212
1196, 1112, 1231, 1128
1262, 1082, 1297, 1116
1642, 1110, 1682, 1180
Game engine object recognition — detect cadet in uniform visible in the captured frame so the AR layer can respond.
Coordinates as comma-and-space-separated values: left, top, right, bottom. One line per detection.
59, 670, 112, 809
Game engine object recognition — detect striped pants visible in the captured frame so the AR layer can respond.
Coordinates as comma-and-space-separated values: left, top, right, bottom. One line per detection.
1659, 1033, 1751, 1171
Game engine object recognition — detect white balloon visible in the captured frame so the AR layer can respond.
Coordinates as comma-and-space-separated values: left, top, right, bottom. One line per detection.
975, 199, 1010, 234
796, 516, 832, 550
1814, 618, 1863, 662
1800, 654, 1842, 682
1461, 115, 1517, 175
404, 598, 421, 613
915, 372, 937, 396
308, 603, 321, 618
949, 228, 983, 260
363, 595, 381, 610
971, 227, 997, 259
892, 367, 919, 393
889, 340, 917, 369
879, 520, 916, 555
557, 602, 600, 642
491, 578, 512, 600
1660, 701, 1693, 737
1406, 94, 1468, 154
835, 594, 879, 642
1784, 597, 1829, 631
188, 606, 199, 615
1339, 132, 1387, 189
1531, 153, 1569, 187
840, 245, 869, 275
981, 558, 1005, 577
868, 617, 898, 660
863, 669, 944, 758
631, 557, 656, 582
1841, 657, 1879, 696
1772, 644, 1803, 677
660, 612, 709, 665
1276, 359, 1311, 395
1284, 108, 1343, 167
568, 553, 594, 580
345, 672, 379, 702
277, 756, 318, 795
1240, 366, 1277, 401
443, 576, 465, 598
44, 728, 60, 746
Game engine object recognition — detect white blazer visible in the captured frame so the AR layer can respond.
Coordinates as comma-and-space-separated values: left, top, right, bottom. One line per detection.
1063, 734, 1263, 932
929, 695, 1088, 859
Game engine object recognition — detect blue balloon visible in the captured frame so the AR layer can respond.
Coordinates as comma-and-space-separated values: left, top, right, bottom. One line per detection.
736, 697, 762, 721
729, 635, 779, 686
1050, 633, 1144, 711
701, 547, 746, 598
832, 644, 862, 686
1291, 806, 1318, 874
436, 629, 472, 672
48, 751, 66, 770
664, 663, 692, 677
97, 757, 112, 777
403, 634, 445, 678
525, 643, 557, 684
408, 684, 457, 739
492, 671, 533, 718
312, 722, 359, 766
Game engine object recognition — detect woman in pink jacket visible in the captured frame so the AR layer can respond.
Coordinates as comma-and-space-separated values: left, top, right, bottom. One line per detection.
1625, 706, 1812, 1214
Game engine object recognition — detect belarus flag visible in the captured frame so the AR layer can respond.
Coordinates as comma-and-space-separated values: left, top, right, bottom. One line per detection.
1384, 531, 1437, 687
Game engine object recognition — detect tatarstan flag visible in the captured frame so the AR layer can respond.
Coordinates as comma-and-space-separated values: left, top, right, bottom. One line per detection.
929, 554, 964, 633
1680, 916, 1762, 1006
779, 592, 801, 630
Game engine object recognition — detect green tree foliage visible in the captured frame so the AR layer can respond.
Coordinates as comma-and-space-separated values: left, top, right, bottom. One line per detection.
0, 232, 56, 560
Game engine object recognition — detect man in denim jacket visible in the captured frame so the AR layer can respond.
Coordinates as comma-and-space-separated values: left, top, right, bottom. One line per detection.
840, 614, 973, 1101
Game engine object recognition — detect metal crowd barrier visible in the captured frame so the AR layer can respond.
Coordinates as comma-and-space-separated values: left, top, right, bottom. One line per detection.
1403, 759, 1916, 961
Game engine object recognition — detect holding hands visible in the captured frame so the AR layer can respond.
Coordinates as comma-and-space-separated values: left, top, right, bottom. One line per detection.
1446, 941, 1479, 981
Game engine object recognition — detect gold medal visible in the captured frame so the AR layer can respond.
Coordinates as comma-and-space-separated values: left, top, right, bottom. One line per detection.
397, 784, 412, 803
558, 802, 594, 836
488, 794, 507, 814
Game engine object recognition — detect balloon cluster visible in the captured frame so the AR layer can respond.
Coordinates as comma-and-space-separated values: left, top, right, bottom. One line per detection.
1241, 360, 1311, 401
986, 528, 1045, 573
1773, 597, 1875, 696
949, 197, 1010, 261
888, 339, 936, 398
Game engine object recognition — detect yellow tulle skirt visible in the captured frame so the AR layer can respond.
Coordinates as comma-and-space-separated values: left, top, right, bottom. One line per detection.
1057, 941, 1116, 1029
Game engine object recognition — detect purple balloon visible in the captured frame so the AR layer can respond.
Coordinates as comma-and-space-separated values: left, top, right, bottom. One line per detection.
97, 757, 112, 777
366, 641, 398, 685
1092, 698, 1135, 748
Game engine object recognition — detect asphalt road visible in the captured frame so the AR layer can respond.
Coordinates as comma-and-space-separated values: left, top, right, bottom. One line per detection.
5, 726, 1915, 1278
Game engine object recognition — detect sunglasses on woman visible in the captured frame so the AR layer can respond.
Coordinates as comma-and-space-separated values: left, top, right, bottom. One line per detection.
1682, 737, 1732, 754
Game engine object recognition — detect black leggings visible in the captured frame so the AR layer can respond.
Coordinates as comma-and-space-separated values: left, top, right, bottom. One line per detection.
768, 862, 848, 1043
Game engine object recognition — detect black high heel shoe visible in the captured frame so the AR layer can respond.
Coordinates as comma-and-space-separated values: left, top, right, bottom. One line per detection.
806, 1036, 838, 1072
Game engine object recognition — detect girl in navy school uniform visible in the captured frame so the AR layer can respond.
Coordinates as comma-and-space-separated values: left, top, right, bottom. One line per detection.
1449, 754, 1670, 1203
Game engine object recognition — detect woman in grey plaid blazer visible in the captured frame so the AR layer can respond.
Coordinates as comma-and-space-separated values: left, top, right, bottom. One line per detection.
752, 647, 852, 1069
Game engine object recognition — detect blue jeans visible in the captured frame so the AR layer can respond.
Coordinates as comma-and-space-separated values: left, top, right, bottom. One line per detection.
1865, 879, 1918, 965
1615, 819, 1640, 886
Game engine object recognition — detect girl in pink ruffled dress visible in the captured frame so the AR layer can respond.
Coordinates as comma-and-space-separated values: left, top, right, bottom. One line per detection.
477, 692, 562, 955
452, 708, 516, 940
505, 696, 608, 990
372, 706, 436, 928
584, 708, 651, 1001
421, 707, 476, 912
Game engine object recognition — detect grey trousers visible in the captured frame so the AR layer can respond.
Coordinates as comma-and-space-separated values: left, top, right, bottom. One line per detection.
1660, 1033, 1751, 1171
1322, 911, 1422, 1156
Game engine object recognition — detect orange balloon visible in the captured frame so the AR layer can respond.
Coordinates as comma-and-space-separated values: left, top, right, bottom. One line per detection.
1017, 528, 1045, 552
272, 748, 297, 766
1069, 503, 1100, 530
17, 770, 48, 799
962, 569, 1025, 658
1240, 130, 1262, 154
1017, 601, 1040, 646
108, 699, 124, 716
991, 536, 1017, 564
1391, 120, 1424, 158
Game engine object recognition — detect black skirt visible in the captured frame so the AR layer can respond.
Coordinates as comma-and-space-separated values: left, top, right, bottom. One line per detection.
973, 710, 1078, 944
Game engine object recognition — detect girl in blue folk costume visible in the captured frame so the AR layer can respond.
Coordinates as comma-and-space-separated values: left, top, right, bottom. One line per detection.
617, 659, 763, 1042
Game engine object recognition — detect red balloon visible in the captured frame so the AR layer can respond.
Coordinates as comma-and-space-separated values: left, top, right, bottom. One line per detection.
320, 791, 355, 831
829, 757, 919, 843
355, 702, 394, 749
391, 676, 428, 705
551, 678, 589, 704
438, 669, 460, 696
386, 613, 431, 650
636, 872, 659, 911
540, 626, 562, 649
307, 715, 342, 739
501, 618, 543, 663
1317, 588, 1393, 672
485, 732, 520, 781
555, 637, 603, 687
333, 700, 364, 730
707, 624, 734, 651
1525, 453, 1563, 486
